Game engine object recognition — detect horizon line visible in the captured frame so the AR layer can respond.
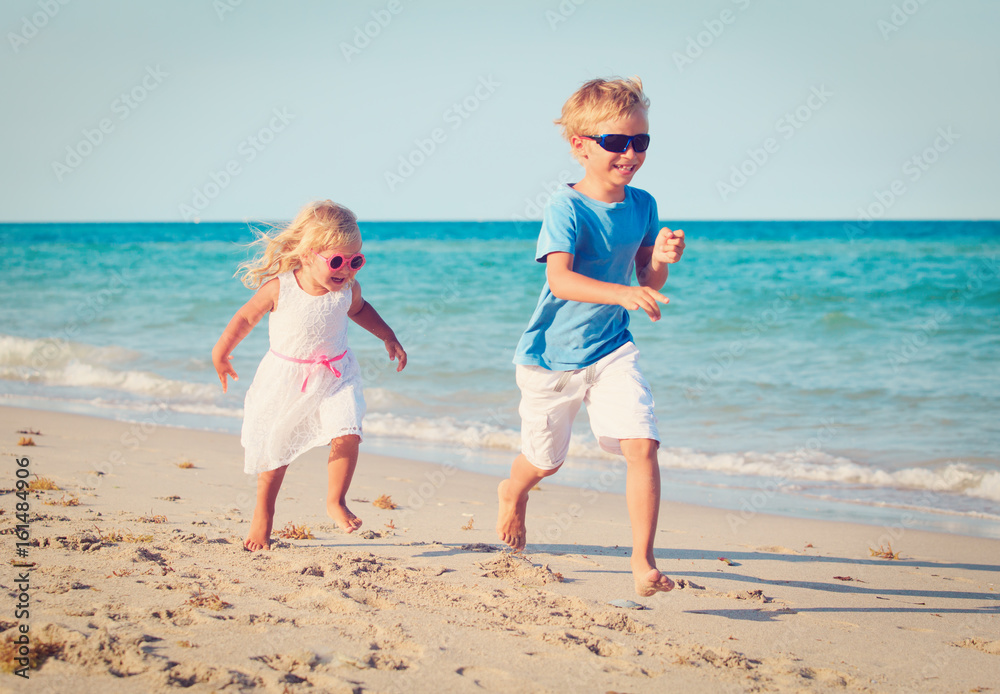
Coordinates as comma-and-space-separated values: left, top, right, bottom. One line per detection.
1, 218, 998, 225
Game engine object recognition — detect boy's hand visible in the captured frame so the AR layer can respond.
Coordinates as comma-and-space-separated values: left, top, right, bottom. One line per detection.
618, 285, 669, 322
652, 227, 685, 265
385, 339, 407, 372
214, 354, 238, 393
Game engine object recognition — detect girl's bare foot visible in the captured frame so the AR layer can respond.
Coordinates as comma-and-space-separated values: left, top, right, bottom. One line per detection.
632, 559, 674, 597
327, 501, 363, 533
244, 509, 273, 551
496, 480, 527, 551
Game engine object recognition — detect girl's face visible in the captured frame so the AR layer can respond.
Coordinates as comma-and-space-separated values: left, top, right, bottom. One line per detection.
299, 239, 363, 294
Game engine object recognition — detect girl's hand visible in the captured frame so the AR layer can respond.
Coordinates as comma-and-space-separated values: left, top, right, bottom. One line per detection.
617, 285, 669, 322
214, 353, 238, 392
385, 339, 407, 372
652, 227, 685, 265
212, 280, 276, 394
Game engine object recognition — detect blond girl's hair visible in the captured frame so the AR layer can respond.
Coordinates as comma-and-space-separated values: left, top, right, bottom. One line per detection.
238, 200, 360, 289
555, 77, 650, 160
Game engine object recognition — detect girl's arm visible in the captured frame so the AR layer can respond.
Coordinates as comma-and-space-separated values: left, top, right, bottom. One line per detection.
212, 279, 278, 392
347, 281, 407, 372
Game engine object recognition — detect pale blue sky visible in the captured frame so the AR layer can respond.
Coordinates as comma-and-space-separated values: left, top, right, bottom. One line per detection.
2, 0, 997, 222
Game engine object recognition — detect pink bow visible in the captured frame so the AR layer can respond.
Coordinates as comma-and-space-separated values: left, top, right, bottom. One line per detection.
270, 349, 348, 392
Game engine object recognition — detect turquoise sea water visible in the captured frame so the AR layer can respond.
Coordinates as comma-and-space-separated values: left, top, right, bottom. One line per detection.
1, 220, 998, 537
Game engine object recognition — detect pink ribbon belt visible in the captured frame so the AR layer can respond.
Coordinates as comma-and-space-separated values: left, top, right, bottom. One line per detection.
270, 348, 348, 393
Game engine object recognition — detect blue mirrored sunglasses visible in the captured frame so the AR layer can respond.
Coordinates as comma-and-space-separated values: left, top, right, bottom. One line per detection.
582, 133, 651, 153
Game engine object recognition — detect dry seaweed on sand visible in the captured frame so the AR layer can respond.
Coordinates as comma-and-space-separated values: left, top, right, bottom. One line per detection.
176, 461, 195, 469
27, 476, 59, 491
869, 543, 900, 560
274, 522, 314, 540
43, 493, 80, 507
373, 494, 397, 509
17, 436, 35, 446
138, 514, 168, 523
185, 591, 231, 610
0, 632, 62, 672
461, 516, 475, 530
16, 429, 41, 435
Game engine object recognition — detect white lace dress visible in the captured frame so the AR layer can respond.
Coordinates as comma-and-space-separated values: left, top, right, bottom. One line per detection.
240, 271, 365, 474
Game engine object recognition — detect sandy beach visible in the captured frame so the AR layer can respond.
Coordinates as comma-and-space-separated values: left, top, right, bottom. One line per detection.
1, 404, 998, 693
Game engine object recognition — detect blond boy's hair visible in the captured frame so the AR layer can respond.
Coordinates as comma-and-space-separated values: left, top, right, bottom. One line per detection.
238, 200, 360, 289
555, 77, 650, 159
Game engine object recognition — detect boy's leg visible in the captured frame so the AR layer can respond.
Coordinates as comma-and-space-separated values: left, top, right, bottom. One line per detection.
497, 454, 560, 551
245, 464, 288, 551
620, 437, 674, 596
327, 434, 363, 532
497, 365, 581, 552
582, 344, 671, 595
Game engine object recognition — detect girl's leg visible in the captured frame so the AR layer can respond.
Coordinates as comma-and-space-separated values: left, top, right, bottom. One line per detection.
245, 465, 288, 551
496, 453, 561, 552
326, 434, 363, 532
619, 438, 674, 596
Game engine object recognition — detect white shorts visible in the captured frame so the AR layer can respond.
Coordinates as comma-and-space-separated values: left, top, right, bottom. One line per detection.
516, 342, 659, 470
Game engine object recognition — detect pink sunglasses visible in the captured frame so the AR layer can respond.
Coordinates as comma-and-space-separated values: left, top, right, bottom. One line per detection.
313, 250, 365, 272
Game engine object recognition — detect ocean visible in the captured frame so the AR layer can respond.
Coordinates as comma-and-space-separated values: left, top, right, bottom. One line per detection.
2, 220, 998, 538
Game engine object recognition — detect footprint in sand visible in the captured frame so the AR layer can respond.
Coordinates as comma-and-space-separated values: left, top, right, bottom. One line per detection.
477, 553, 564, 586
954, 638, 1000, 655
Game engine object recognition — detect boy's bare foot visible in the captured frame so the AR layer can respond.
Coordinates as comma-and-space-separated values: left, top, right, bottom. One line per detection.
244, 510, 273, 552
496, 480, 527, 551
327, 501, 363, 533
633, 564, 675, 597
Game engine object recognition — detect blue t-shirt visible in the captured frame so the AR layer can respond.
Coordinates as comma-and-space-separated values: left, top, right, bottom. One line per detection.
513, 184, 660, 370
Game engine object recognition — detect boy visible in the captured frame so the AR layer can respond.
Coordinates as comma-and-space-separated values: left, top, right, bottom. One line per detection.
496, 77, 685, 597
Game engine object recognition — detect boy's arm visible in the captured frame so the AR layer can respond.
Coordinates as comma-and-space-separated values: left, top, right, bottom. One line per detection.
547, 252, 669, 322
347, 281, 407, 372
211, 278, 278, 392
635, 227, 685, 291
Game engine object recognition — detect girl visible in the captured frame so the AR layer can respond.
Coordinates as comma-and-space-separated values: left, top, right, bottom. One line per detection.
213, 200, 406, 551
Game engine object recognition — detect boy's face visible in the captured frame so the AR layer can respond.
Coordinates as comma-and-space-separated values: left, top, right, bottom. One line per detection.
572, 110, 649, 194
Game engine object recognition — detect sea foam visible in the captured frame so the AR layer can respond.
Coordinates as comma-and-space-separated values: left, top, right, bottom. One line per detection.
0, 334, 217, 401
364, 413, 1000, 503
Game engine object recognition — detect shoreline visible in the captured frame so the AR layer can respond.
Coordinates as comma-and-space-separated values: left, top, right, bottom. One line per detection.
4, 396, 999, 542
1, 404, 999, 691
